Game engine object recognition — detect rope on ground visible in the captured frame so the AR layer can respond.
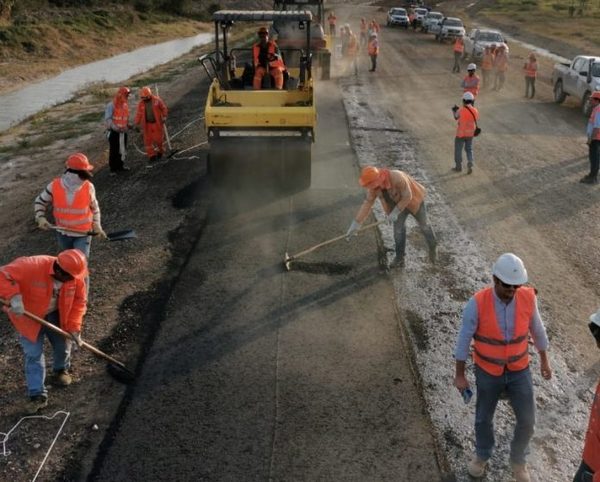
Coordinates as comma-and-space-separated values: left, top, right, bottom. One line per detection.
171, 141, 208, 160
1, 410, 70, 481
170, 116, 204, 140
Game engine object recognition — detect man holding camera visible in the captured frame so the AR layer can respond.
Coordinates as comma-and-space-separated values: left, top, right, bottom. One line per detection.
452, 91, 479, 175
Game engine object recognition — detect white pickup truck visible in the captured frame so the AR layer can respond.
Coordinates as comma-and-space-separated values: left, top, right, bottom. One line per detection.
552, 55, 600, 116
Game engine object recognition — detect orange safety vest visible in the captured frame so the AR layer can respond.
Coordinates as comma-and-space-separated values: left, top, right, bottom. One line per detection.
482, 52, 494, 70
523, 60, 537, 78
51, 178, 93, 232
590, 105, 600, 141
111, 101, 129, 130
494, 53, 508, 72
456, 105, 479, 138
453, 38, 464, 53
472, 287, 535, 376
347, 34, 358, 56
368, 38, 379, 56
360, 20, 367, 33
583, 381, 600, 474
0, 255, 87, 342
463, 75, 480, 96
253, 41, 285, 70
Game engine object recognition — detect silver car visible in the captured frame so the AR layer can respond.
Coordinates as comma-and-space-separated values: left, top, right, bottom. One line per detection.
387, 7, 409, 28
422, 11, 443, 32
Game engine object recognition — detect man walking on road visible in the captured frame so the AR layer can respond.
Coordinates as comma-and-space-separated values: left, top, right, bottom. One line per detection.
454, 253, 552, 482
452, 35, 464, 73
573, 308, 600, 482
346, 166, 437, 268
367, 32, 379, 72
134, 86, 168, 166
481, 46, 494, 90
493, 45, 509, 91
452, 92, 479, 174
580, 91, 600, 185
0, 250, 88, 414
104, 86, 131, 174
462, 63, 480, 98
523, 52, 538, 99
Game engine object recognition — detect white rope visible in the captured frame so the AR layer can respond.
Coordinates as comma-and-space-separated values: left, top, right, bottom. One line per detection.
0, 410, 70, 481
171, 141, 208, 161
170, 116, 204, 140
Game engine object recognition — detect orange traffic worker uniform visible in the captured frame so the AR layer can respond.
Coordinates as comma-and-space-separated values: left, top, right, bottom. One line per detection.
581, 381, 600, 480
134, 87, 169, 161
456, 105, 479, 138
462, 74, 481, 97
253, 37, 285, 90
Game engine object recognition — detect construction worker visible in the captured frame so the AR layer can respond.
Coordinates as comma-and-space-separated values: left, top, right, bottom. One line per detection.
327, 11, 337, 37
452, 35, 464, 73
462, 63, 480, 97
340, 24, 350, 56
408, 10, 416, 30
0, 249, 88, 414
452, 91, 479, 174
493, 45, 509, 91
104, 86, 131, 174
346, 166, 437, 268
253, 26, 285, 90
359, 18, 368, 47
370, 19, 380, 34
481, 46, 494, 90
523, 52, 538, 99
454, 253, 551, 482
367, 32, 379, 72
34, 152, 106, 256
134, 86, 169, 165
573, 308, 600, 482
345, 28, 359, 75
580, 91, 600, 185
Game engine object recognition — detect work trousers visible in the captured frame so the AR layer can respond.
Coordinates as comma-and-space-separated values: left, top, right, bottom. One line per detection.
19, 311, 72, 398
253, 66, 283, 90
142, 122, 165, 159
588, 140, 600, 180
452, 51, 462, 73
108, 129, 127, 172
56, 232, 91, 295
393, 203, 437, 259
525, 76, 536, 98
369, 54, 377, 71
454, 136, 474, 169
474, 365, 535, 465
494, 71, 506, 91
573, 461, 594, 482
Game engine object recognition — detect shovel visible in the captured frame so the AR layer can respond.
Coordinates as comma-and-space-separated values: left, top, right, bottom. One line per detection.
0, 298, 135, 384
49, 225, 136, 242
284, 219, 385, 271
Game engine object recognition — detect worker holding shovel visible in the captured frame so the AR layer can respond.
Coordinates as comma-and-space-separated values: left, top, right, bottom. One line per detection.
346, 166, 437, 268
134, 86, 169, 167
0, 249, 88, 414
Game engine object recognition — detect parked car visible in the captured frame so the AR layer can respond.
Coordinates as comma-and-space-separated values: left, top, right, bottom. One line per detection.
387, 7, 410, 28
421, 11, 443, 32
552, 55, 600, 115
414, 7, 428, 25
463, 28, 507, 60
434, 17, 465, 42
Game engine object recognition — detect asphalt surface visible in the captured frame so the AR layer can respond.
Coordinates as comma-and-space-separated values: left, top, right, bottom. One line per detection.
88, 76, 442, 479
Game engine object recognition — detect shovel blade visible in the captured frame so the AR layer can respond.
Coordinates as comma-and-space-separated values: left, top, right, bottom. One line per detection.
106, 229, 137, 241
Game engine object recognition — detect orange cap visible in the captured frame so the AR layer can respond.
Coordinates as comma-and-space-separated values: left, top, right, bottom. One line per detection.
359, 166, 380, 187
57, 249, 88, 279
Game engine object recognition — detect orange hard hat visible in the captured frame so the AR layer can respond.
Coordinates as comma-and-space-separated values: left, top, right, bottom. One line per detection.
140, 86, 152, 99
65, 152, 93, 171
258, 26, 269, 35
57, 249, 87, 279
591, 91, 600, 101
359, 166, 380, 187
118, 86, 131, 97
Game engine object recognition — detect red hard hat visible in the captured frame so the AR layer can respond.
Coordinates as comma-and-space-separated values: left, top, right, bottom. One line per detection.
57, 249, 87, 279
118, 86, 131, 97
359, 166, 380, 187
591, 91, 600, 101
140, 86, 152, 99
65, 152, 93, 171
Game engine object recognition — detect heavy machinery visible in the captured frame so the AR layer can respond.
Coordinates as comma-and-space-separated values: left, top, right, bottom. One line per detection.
272, 0, 331, 80
199, 10, 316, 192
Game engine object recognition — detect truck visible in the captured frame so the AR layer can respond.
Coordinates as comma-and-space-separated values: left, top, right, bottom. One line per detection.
552, 55, 600, 116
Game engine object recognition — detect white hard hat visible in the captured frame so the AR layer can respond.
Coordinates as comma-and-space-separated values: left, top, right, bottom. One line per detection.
492, 253, 528, 285
462, 91, 475, 101
467, 63, 477, 71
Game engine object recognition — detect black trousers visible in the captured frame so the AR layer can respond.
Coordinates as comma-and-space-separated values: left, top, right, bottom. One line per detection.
370, 55, 377, 71
588, 140, 600, 179
525, 76, 536, 98
108, 129, 127, 172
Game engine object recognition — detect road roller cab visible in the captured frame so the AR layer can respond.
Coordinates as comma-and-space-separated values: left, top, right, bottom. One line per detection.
199, 10, 316, 193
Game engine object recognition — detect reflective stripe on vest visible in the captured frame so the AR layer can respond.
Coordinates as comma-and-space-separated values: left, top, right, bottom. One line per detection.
463, 75, 480, 96
51, 178, 93, 231
368, 39, 379, 56
453, 39, 464, 53
482, 53, 494, 70
456, 106, 478, 138
524, 61, 537, 78
495, 54, 508, 71
472, 286, 534, 376
112, 102, 129, 130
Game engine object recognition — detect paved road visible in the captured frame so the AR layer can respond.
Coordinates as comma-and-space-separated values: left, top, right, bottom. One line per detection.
88, 73, 443, 480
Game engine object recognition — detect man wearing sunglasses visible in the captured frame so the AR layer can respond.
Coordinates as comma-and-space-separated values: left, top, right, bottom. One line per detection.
454, 253, 552, 482
573, 310, 600, 482
0, 249, 88, 414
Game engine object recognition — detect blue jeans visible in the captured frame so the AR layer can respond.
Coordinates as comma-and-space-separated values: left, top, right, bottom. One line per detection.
474, 365, 535, 464
56, 232, 91, 294
454, 136, 474, 169
393, 203, 437, 258
19, 311, 72, 397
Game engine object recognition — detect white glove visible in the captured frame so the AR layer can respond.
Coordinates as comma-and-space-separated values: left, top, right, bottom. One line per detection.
92, 222, 108, 240
386, 207, 401, 225
37, 216, 51, 231
345, 220, 361, 241
9, 295, 25, 315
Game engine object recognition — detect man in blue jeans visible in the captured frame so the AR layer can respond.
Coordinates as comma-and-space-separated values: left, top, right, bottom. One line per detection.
453, 253, 552, 481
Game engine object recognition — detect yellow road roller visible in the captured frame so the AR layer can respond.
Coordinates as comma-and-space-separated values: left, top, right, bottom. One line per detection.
199, 10, 317, 193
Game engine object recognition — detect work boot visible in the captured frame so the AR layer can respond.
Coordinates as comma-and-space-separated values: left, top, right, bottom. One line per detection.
467, 455, 488, 478
467, 166, 473, 175
451, 166, 462, 172
580, 175, 598, 184
26, 395, 48, 415
52, 369, 72, 387
389, 256, 405, 269
511, 463, 531, 482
